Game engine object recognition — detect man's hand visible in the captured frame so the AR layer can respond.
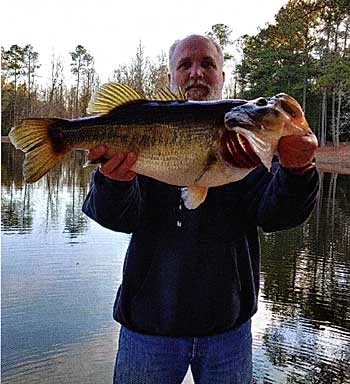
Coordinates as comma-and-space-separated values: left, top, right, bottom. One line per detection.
88, 145, 137, 181
277, 129, 318, 169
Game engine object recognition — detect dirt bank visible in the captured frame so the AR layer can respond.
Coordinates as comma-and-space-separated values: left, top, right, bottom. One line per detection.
315, 142, 350, 174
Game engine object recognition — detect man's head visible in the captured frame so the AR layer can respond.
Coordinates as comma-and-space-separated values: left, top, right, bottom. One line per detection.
168, 34, 225, 101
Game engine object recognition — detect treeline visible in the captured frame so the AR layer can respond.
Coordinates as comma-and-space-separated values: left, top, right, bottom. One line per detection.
1, 43, 169, 135
234, 0, 350, 145
1, 0, 349, 144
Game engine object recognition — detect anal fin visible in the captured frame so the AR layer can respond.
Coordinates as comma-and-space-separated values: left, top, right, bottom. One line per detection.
181, 186, 208, 210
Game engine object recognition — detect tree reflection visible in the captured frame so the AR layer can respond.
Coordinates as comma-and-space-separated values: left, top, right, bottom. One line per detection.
63, 152, 89, 240
262, 325, 288, 367
259, 173, 350, 382
1, 183, 34, 233
1, 143, 91, 238
1, 145, 34, 232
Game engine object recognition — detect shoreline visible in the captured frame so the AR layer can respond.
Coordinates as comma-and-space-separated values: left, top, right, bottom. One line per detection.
2, 136, 350, 174
315, 142, 350, 175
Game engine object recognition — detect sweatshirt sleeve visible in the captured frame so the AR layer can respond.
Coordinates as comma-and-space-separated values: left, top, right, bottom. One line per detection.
82, 167, 143, 233
243, 163, 320, 232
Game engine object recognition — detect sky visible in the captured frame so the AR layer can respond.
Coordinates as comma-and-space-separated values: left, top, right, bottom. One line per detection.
1, 0, 288, 86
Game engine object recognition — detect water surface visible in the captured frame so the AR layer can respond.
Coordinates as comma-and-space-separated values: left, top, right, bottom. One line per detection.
1, 144, 350, 383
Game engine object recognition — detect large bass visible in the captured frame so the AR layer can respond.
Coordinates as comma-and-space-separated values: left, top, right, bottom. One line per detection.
9, 83, 309, 209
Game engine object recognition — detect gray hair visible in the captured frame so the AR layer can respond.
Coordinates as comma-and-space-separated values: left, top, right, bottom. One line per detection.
168, 35, 224, 73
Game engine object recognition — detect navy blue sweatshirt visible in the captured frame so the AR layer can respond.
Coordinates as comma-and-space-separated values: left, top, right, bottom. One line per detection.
82, 163, 319, 337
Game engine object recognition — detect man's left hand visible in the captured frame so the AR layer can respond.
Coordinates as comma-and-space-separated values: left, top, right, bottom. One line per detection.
277, 129, 318, 169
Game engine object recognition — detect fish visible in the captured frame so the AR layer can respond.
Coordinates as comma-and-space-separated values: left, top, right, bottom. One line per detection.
9, 82, 309, 209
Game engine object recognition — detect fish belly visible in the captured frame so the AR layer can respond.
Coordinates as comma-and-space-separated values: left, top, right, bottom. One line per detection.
195, 158, 252, 187
131, 148, 252, 187
130, 142, 211, 186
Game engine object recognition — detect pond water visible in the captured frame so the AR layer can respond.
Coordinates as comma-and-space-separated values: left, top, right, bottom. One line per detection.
1, 143, 350, 384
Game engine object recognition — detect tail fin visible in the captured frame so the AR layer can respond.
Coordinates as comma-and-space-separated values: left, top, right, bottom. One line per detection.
8, 118, 68, 183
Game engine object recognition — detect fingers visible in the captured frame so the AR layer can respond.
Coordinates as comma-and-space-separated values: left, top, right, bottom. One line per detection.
278, 131, 318, 169
86, 145, 138, 181
88, 145, 107, 161
279, 131, 318, 152
99, 152, 137, 181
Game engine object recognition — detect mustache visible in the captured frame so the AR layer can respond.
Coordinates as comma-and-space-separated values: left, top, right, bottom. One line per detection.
184, 81, 210, 92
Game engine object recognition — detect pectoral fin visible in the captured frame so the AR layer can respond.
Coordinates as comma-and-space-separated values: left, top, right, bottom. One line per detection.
181, 186, 208, 210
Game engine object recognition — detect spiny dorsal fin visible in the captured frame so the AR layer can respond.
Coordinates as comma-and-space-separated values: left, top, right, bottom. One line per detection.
153, 87, 187, 101
87, 83, 146, 115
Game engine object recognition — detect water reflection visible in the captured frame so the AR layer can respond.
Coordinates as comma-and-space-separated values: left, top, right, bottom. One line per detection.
1, 144, 91, 239
255, 172, 350, 383
1, 143, 350, 384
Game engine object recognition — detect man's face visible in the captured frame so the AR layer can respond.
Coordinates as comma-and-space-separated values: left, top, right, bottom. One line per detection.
169, 36, 225, 101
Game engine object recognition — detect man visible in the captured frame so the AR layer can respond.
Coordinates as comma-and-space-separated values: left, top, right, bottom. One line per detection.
83, 35, 319, 384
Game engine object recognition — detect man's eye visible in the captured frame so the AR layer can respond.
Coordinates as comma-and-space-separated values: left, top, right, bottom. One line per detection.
202, 60, 215, 69
178, 62, 191, 70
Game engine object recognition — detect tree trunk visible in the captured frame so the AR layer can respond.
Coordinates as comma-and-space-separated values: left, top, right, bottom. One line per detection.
334, 21, 339, 53
320, 89, 327, 147
344, 19, 349, 52
27, 56, 31, 115
302, 77, 307, 112
13, 70, 18, 126
331, 88, 336, 146
75, 60, 81, 116
336, 88, 342, 148
49, 57, 56, 104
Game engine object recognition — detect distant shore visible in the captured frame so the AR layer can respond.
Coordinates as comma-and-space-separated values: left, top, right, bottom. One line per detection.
315, 142, 350, 175
2, 136, 349, 175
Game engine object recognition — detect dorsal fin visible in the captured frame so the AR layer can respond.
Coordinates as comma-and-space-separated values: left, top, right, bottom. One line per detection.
87, 83, 146, 115
87, 83, 188, 115
153, 87, 187, 101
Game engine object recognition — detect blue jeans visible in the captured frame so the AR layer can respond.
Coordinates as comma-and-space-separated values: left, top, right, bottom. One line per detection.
113, 320, 252, 384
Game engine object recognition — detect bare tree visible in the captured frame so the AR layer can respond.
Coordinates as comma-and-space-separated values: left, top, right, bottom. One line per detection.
22, 44, 40, 114
70, 45, 94, 116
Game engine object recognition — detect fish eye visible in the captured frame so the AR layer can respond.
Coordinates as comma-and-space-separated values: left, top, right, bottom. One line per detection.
255, 98, 268, 107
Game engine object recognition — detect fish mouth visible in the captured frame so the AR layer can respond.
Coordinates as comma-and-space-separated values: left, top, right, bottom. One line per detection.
223, 109, 276, 170
221, 93, 308, 170
220, 130, 263, 169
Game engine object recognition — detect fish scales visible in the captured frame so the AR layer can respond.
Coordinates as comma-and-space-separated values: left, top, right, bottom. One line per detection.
59, 101, 229, 179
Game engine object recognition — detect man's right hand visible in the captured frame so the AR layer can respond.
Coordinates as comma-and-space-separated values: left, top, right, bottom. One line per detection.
88, 145, 137, 181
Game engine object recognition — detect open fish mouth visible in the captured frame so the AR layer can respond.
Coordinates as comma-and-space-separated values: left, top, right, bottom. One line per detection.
220, 129, 263, 169
221, 108, 271, 169
221, 93, 308, 170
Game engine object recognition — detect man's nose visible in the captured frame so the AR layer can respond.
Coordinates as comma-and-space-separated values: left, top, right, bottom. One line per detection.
189, 64, 204, 79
